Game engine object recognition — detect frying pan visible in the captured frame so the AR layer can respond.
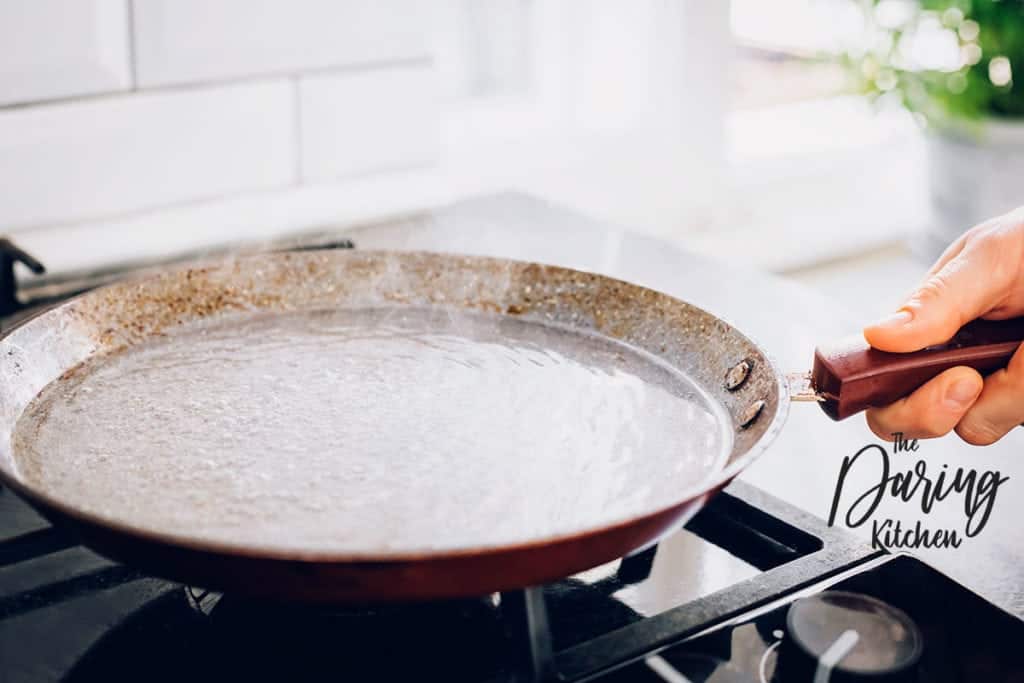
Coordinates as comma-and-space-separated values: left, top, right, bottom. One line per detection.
0, 249, 1019, 603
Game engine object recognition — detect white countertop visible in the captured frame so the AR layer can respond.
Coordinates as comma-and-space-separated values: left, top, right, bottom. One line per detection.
348, 193, 1024, 617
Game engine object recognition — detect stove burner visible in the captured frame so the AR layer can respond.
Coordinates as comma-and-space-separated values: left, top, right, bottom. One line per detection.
777, 591, 922, 682
68, 585, 511, 682
166, 552, 660, 683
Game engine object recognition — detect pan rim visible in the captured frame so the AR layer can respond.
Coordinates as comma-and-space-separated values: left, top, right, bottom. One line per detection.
0, 249, 790, 565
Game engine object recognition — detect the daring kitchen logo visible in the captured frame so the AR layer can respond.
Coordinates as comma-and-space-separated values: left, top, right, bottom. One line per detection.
827, 432, 1008, 549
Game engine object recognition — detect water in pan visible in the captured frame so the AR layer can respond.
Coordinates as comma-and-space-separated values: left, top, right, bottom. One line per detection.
11, 307, 732, 553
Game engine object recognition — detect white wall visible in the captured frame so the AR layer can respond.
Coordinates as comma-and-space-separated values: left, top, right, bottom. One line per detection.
0, 1, 730, 274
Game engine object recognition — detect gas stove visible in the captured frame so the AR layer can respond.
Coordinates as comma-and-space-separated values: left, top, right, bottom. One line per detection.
2, 236, 1023, 682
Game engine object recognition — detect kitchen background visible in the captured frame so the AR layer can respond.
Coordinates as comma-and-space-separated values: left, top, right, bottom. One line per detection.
1, 0, 947, 319
3, 0, 1024, 614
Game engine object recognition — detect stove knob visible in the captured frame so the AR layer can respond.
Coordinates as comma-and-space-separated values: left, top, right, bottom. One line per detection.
776, 591, 922, 682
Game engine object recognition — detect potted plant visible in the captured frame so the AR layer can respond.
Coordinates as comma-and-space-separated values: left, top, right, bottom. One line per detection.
846, 0, 1024, 257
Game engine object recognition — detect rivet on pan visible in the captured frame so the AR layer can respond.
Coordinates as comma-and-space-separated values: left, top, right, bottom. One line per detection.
738, 399, 766, 429
724, 359, 754, 391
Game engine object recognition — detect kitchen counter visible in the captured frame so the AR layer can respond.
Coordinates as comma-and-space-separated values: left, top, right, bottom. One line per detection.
349, 193, 1024, 618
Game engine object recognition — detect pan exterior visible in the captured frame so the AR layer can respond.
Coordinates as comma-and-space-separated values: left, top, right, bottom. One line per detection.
0, 250, 786, 602
11, 473, 722, 603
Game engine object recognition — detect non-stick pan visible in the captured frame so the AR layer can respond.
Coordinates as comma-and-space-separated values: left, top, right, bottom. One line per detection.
0, 249, 1019, 603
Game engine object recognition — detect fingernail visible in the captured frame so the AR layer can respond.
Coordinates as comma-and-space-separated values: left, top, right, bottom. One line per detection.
946, 378, 980, 408
870, 309, 914, 330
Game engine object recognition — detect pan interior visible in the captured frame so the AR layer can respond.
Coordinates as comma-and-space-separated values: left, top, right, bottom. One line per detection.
10, 305, 733, 555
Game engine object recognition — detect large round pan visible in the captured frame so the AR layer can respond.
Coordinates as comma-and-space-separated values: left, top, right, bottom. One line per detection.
0, 249, 996, 603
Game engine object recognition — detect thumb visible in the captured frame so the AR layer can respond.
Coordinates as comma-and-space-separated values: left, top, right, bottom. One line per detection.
864, 251, 1000, 352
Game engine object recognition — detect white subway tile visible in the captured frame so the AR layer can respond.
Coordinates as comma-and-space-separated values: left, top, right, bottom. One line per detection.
300, 65, 439, 182
0, 81, 294, 231
133, 0, 429, 87
7, 167, 463, 275
0, 0, 131, 107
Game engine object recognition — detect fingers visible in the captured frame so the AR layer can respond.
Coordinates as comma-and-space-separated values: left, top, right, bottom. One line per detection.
865, 366, 984, 440
956, 341, 1024, 445
865, 345, 1024, 446
923, 232, 968, 280
864, 237, 1013, 353
924, 213, 1005, 279
862, 208, 1024, 445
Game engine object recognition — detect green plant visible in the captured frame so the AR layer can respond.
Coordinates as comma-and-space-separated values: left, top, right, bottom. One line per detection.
846, 0, 1024, 127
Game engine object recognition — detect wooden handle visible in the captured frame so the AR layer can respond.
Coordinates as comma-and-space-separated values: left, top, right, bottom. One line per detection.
812, 317, 1024, 421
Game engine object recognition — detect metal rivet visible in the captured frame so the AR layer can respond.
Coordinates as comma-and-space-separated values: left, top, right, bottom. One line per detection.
725, 359, 754, 391
738, 399, 765, 429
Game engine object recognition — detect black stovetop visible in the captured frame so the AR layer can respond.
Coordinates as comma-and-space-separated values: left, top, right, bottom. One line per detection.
4, 476, 1024, 682
2, 238, 1024, 682
0, 474, 855, 682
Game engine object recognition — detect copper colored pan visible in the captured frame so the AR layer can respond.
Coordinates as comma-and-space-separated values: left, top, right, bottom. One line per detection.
0, 249, 1018, 604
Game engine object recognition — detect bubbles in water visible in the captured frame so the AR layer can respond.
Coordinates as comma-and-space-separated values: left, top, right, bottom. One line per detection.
13, 307, 731, 554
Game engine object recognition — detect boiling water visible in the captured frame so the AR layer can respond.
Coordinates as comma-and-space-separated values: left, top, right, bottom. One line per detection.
12, 307, 732, 553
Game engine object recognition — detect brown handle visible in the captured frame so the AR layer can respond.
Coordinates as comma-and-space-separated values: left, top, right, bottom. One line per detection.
812, 317, 1024, 421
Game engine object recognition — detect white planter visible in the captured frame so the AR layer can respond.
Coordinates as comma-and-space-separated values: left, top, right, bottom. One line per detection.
923, 118, 1024, 259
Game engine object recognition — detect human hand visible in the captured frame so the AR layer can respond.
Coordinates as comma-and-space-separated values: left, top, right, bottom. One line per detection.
863, 207, 1024, 445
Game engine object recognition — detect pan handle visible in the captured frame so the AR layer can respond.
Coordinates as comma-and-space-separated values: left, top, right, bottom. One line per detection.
811, 317, 1024, 421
